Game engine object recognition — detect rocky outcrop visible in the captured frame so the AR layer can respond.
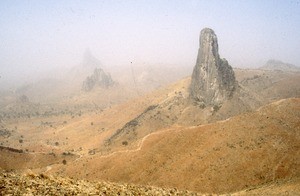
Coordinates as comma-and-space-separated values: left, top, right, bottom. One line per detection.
82, 68, 115, 91
190, 28, 236, 106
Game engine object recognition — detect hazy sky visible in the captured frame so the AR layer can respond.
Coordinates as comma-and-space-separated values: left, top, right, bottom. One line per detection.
0, 0, 300, 86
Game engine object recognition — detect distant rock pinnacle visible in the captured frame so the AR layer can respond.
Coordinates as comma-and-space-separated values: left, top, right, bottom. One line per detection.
190, 28, 236, 106
82, 68, 115, 91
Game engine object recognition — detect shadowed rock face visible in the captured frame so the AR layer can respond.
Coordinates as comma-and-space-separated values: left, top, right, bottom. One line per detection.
82, 68, 114, 91
190, 28, 236, 106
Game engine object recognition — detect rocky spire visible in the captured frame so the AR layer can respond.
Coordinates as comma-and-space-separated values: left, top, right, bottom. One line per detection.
190, 28, 236, 106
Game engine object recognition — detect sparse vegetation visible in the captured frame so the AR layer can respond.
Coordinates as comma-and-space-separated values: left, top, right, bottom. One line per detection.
88, 149, 96, 155
0, 129, 11, 138
62, 151, 73, 156
213, 105, 221, 112
48, 152, 56, 156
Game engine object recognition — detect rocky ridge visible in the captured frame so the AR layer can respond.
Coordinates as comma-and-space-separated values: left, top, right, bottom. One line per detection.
190, 28, 236, 106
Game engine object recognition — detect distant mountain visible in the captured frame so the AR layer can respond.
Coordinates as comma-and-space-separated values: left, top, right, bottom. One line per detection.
260, 60, 300, 72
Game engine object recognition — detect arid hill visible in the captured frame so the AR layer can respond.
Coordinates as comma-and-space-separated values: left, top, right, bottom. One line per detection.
46, 98, 300, 194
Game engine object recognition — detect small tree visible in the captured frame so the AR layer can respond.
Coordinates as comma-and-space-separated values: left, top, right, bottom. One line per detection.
213, 105, 221, 112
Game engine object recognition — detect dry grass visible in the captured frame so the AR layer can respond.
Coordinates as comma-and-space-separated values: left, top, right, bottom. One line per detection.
48, 98, 300, 194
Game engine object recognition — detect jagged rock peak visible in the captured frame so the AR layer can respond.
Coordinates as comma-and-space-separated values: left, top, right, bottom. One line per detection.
190, 28, 236, 106
82, 68, 115, 91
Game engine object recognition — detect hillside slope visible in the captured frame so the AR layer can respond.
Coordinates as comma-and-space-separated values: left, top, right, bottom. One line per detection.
48, 98, 300, 194
233, 177, 300, 195
104, 69, 300, 150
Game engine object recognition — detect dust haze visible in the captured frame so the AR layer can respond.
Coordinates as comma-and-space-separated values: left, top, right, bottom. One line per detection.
1, 1, 300, 91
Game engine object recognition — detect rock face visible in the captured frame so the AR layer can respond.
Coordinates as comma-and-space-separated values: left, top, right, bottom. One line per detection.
190, 28, 236, 106
82, 68, 114, 91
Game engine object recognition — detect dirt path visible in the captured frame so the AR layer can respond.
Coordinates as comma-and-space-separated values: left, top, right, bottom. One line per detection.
98, 127, 176, 159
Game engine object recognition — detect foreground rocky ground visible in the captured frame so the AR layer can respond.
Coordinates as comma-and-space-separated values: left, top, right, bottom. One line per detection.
1, 170, 299, 195
0, 170, 200, 195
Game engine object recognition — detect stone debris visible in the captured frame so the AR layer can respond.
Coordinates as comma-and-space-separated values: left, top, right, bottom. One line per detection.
0, 170, 201, 195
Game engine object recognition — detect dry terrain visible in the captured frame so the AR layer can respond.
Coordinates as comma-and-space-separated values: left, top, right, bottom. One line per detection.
45, 98, 300, 194
0, 170, 199, 195
0, 68, 300, 195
